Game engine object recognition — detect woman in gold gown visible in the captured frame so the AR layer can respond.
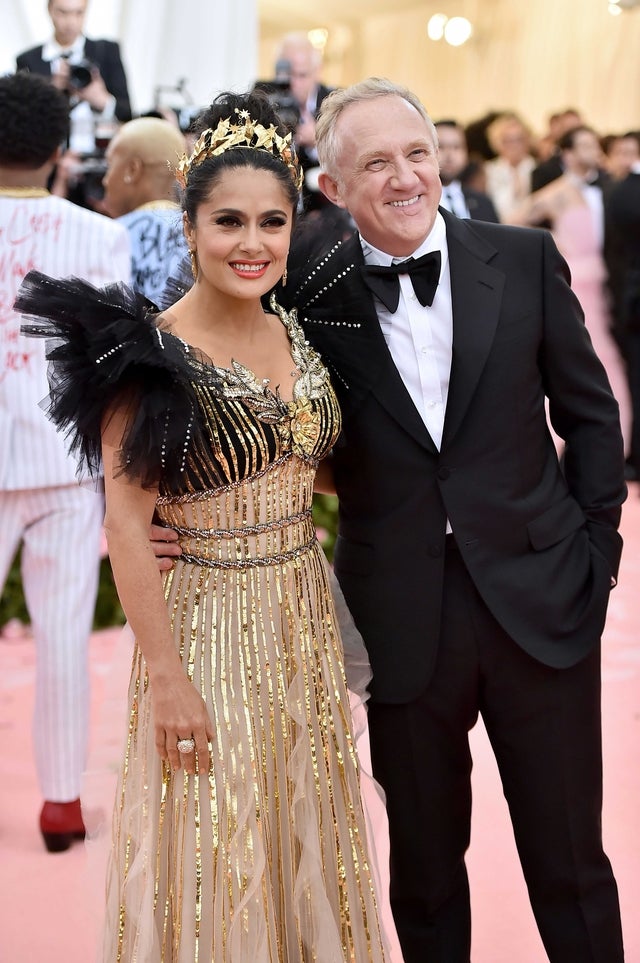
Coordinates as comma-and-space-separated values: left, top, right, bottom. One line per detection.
18, 92, 390, 962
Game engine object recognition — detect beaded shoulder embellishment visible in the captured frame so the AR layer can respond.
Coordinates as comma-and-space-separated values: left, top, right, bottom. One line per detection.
268, 294, 330, 401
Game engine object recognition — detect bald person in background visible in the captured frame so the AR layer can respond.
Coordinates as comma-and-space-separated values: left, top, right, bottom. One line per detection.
102, 117, 188, 306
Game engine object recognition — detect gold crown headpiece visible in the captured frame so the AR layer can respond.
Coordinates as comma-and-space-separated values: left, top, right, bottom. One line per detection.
176, 108, 303, 190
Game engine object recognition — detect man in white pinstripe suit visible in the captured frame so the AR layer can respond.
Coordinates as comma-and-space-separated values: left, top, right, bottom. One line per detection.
0, 71, 130, 851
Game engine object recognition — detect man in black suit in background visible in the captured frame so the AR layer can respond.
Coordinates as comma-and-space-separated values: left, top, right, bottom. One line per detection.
16, 0, 131, 154
435, 119, 499, 222
280, 78, 626, 963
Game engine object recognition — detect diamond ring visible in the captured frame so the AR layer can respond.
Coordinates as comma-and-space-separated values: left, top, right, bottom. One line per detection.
176, 737, 196, 753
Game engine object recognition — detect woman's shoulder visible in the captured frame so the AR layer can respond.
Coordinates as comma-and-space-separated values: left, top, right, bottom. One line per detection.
16, 272, 210, 488
17, 271, 188, 371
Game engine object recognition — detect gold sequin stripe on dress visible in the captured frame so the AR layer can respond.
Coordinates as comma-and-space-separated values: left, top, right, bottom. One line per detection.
106, 400, 386, 958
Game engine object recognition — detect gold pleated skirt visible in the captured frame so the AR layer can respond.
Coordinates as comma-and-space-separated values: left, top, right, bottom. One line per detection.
102, 456, 388, 962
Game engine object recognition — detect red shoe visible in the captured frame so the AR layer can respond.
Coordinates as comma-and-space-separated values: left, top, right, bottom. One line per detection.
39, 799, 86, 853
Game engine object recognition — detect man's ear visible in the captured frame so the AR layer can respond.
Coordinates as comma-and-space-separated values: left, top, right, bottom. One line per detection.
318, 171, 346, 210
127, 156, 144, 183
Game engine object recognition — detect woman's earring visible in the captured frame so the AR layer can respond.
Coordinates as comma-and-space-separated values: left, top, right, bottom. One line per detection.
189, 249, 198, 280
282, 266, 288, 287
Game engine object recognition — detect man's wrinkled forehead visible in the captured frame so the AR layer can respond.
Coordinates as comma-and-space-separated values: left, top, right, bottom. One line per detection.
338, 97, 436, 151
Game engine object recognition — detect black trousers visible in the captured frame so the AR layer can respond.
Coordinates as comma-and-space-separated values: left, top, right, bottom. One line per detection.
367, 538, 624, 963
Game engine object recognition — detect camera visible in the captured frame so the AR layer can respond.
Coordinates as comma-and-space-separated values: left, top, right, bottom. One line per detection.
66, 58, 95, 90
252, 59, 301, 132
65, 153, 108, 208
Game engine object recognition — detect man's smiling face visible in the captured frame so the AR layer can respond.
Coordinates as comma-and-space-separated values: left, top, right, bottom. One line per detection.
321, 95, 442, 258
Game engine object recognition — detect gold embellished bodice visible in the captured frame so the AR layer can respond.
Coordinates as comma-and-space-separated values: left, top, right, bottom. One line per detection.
152, 302, 340, 568
153, 300, 341, 497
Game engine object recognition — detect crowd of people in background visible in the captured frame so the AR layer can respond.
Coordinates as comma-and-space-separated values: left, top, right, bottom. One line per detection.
93, 99, 640, 482
2, 0, 639, 864
456, 108, 640, 481
0, 7, 636, 963
17, 17, 639, 479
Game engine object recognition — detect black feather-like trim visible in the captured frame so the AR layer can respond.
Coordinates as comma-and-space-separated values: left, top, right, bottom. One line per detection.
16, 270, 213, 490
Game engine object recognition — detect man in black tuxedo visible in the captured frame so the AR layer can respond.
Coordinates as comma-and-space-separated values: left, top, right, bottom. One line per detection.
16, 0, 131, 154
435, 119, 499, 222
281, 78, 626, 962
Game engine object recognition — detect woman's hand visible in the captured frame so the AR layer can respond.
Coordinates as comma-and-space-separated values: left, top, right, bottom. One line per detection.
102, 410, 208, 773
151, 667, 215, 775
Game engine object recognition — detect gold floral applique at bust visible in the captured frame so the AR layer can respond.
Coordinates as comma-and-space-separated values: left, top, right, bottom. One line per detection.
205, 299, 330, 455
168, 297, 331, 457
284, 397, 321, 457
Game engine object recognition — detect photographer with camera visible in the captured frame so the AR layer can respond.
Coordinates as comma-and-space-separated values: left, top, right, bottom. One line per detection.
16, 0, 131, 156
260, 32, 346, 228
274, 34, 328, 160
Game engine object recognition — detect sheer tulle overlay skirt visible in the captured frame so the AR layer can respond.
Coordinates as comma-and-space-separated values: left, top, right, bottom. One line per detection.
102, 459, 390, 962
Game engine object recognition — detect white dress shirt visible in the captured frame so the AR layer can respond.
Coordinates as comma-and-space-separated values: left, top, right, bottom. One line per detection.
441, 181, 470, 219
361, 213, 453, 531
361, 212, 452, 451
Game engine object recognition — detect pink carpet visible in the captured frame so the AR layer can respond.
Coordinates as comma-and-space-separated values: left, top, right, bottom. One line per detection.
1, 485, 639, 962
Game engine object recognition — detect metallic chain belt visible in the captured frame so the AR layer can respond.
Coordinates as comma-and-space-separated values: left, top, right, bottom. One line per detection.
179, 535, 317, 570
170, 508, 312, 540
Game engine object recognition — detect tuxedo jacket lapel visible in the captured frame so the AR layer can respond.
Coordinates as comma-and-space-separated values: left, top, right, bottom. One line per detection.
292, 218, 507, 454
292, 234, 439, 453
441, 212, 504, 448
370, 214, 506, 454
372, 350, 440, 454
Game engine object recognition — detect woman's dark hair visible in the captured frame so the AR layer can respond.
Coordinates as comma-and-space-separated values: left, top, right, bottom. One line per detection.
0, 72, 70, 169
182, 90, 301, 222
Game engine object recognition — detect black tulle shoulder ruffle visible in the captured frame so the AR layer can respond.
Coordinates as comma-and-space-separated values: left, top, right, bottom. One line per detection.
16, 270, 213, 490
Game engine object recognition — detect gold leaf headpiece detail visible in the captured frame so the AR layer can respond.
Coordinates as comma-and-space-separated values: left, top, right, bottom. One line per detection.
176, 108, 303, 190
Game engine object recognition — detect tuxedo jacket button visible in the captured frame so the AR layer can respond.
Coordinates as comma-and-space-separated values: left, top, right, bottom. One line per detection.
437, 466, 451, 480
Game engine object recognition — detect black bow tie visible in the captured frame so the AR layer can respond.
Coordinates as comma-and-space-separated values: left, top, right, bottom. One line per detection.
361, 250, 441, 313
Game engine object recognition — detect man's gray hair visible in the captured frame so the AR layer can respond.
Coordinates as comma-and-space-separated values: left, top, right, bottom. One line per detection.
316, 77, 438, 181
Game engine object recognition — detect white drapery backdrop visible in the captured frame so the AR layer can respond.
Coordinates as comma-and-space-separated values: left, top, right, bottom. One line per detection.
3, 0, 258, 117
